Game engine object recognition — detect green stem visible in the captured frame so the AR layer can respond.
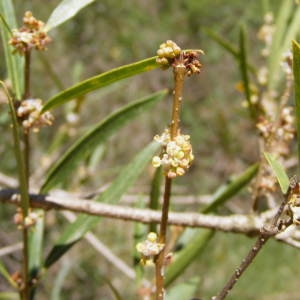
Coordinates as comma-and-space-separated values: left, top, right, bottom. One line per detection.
1, 83, 30, 299
23, 51, 31, 99
155, 59, 186, 300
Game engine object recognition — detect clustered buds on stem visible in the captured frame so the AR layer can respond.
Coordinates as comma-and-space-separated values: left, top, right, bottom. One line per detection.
257, 12, 274, 57
152, 129, 194, 178
136, 232, 164, 265
156, 40, 203, 76
17, 98, 54, 132
13, 207, 40, 229
9, 11, 51, 54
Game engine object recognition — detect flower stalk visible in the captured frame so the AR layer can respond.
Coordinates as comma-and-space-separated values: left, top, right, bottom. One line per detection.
155, 55, 187, 300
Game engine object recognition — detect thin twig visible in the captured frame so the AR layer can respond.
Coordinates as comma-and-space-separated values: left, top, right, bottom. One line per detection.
213, 189, 292, 300
23, 51, 31, 100
21, 50, 32, 300
0, 242, 22, 257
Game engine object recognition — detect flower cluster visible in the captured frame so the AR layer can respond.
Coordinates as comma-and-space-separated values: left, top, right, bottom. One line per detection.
156, 40, 203, 75
136, 232, 164, 265
156, 40, 181, 66
17, 98, 54, 132
9, 11, 51, 54
152, 129, 194, 178
288, 185, 300, 225
256, 107, 294, 144
13, 207, 39, 229
257, 12, 275, 57
183, 51, 202, 76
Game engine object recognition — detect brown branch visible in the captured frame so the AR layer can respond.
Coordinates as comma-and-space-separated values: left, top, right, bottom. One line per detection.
0, 188, 275, 234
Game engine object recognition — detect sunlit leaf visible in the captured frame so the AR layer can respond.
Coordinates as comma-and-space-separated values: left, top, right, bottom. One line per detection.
293, 40, 300, 172
264, 153, 289, 193
44, 141, 160, 268
268, 1, 299, 89
41, 90, 167, 193
41, 57, 159, 112
238, 26, 256, 120
149, 166, 163, 232
29, 212, 45, 279
46, 0, 95, 31
0, 1, 24, 99
202, 163, 259, 213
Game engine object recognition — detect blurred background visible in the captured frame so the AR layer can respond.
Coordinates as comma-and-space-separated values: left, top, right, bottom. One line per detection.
1, 0, 300, 299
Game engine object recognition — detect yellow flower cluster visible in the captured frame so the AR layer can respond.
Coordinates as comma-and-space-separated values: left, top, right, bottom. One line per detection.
136, 232, 164, 265
156, 40, 181, 66
9, 11, 51, 54
152, 129, 194, 178
13, 207, 39, 229
17, 98, 54, 132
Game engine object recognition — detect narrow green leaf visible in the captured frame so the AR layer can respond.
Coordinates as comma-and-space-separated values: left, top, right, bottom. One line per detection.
0, 82, 29, 214
202, 163, 259, 213
165, 230, 214, 287
205, 28, 256, 75
0, 259, 17, 288
166, 277, 200, 300
50, 260, 71, 300
264, 153, 290, 193
0, 1, 24, 99
293, 40, 300, 173
29, 212, 44, 277
149, 166, 163, 232
282, 7, 300, 53
166, 163, 259, 285
268, 0, 293, 89
238, 26, 256, 120
46, 0, 95, 31
41, 90, 167, 193
41, 57, 159, 112
133, 197, 147, 282
205, 28, 239, 58
44, 141, 160, 268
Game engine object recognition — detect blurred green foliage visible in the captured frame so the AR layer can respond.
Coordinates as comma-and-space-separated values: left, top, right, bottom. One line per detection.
1, 0, 300, 299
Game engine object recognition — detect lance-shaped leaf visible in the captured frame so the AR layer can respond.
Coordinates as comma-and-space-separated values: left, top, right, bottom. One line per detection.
45, 0, 95, 31
202, 163, 259, 213
149, 166, 163, 232
0, 0, 24, 99
41, 90, 167, 193
268, 0, 293, 89
166, 163, 259, 286
205, 28, 256, 75
293, 40, 300, 173
41, 57, 159, 112
238, 26, 256, 121
264, 153, 289, 194
44, 141, 160, 268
